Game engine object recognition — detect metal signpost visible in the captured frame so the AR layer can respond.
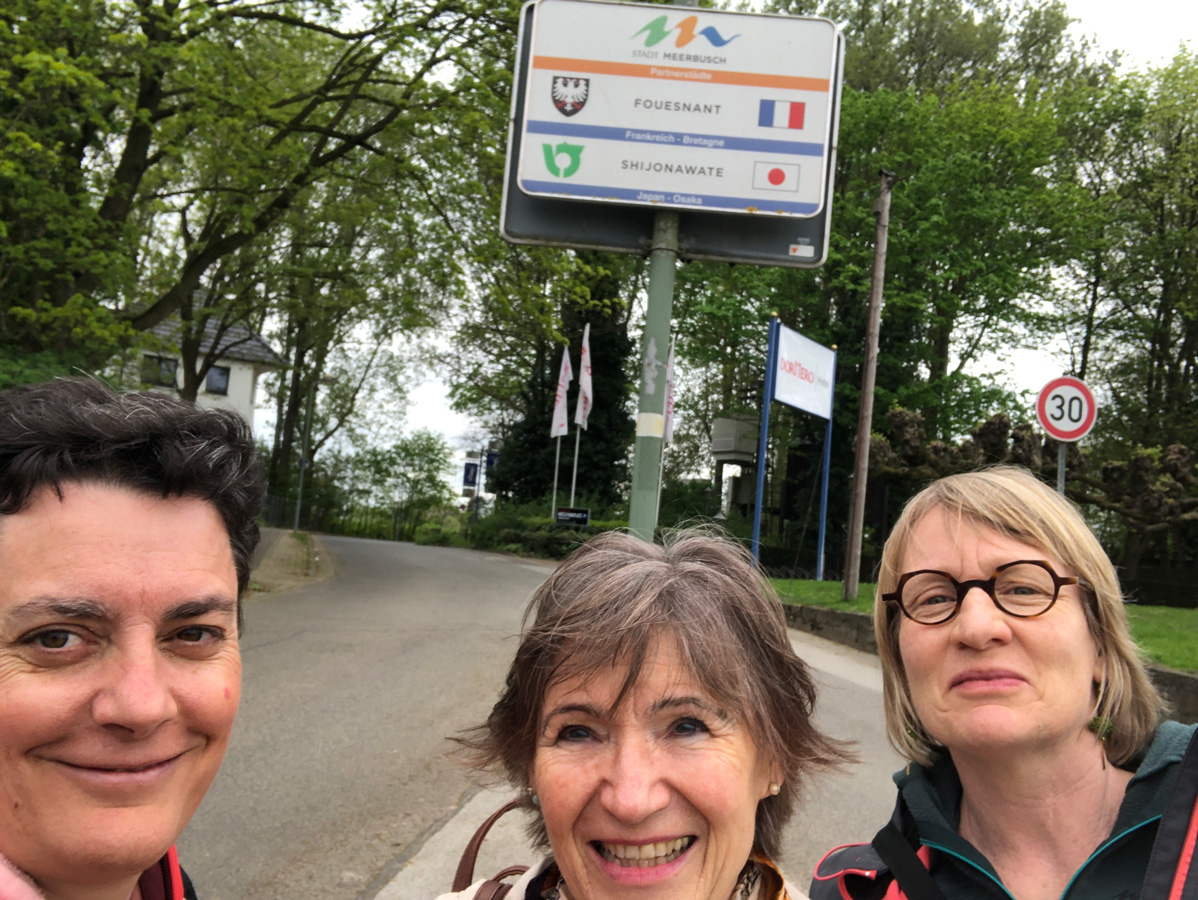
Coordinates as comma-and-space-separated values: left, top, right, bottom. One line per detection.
751, 316, 837, 578
503, 0, 844, 540
1036, 376, 1098, 495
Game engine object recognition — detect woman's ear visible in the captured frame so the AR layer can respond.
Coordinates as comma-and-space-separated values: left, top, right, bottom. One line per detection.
758, 757, 783, 800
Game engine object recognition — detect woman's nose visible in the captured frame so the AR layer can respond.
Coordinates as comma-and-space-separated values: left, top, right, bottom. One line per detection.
599, 739, 671, 823
91, 643, 178, 737
952, 586, 1013, 648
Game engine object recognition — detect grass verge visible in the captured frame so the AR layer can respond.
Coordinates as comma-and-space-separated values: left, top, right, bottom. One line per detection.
772, 578, 877, 615
772, 578, 1198, 672
1125, 605, 1198, 672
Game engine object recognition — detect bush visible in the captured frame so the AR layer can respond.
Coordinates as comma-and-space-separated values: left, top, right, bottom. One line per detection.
462, 499, 627, 558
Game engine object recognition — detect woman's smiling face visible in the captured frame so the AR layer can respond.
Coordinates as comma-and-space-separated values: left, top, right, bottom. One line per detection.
530, 637, 776, 900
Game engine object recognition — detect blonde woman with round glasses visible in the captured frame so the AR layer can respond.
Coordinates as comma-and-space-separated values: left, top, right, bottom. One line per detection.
811, 467, 1196, 900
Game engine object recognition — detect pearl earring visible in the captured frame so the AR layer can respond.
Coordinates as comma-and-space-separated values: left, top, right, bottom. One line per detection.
768, 782, 781, 796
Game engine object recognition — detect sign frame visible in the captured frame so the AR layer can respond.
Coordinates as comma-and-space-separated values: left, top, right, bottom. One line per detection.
773, 323, 835, 420
501, 0, 845, 268
1036, 376, 1097, 442
518, 0, 839, 218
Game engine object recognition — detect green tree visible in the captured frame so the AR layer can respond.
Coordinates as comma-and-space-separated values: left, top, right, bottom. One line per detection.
1, 0, 499, 378
391, 429, 456, 540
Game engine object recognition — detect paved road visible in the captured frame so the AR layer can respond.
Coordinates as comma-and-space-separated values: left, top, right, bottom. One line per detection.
179, 537, 901, 900
178, 537, 554, 900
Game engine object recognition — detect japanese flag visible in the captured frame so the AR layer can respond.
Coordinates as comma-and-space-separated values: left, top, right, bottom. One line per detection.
550, 345, 573, 438
753, 161, 799, 192
662, 336, 677, 446
574, 323, 593, 429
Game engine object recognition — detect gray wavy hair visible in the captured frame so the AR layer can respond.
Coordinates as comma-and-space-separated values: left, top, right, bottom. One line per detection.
457, 528, 851, 858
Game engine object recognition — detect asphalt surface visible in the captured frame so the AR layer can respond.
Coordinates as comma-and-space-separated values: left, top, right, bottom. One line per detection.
177, 536, 554, 900
178, 536, 900, 900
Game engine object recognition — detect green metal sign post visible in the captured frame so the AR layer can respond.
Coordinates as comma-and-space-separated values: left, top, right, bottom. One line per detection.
628, 211, 679, 541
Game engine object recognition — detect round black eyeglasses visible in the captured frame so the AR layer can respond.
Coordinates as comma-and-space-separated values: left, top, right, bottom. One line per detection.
882, 559, 1088, 625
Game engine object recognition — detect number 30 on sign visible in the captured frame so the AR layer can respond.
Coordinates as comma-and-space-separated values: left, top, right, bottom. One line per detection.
1036, 376, 1097, 442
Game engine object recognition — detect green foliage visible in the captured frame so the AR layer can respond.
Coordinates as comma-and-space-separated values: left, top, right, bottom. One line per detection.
1125, 606, 1198, 672
772, 578, 878, 614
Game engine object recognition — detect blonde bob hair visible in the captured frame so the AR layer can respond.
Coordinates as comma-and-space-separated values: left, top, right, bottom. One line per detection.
875, 466, 1166, 767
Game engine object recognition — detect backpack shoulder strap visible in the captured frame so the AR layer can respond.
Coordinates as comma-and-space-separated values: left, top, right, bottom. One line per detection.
452, 799, 529, 894
871, 821, 947, 900
1142, 727, 1198, 900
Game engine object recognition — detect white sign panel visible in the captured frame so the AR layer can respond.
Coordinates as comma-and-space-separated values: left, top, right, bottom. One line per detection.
519, 0, 840, 218
775, 324, 835, 419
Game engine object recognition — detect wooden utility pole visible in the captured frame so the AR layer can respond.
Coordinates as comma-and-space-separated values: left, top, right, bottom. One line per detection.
843, 170, 896, 600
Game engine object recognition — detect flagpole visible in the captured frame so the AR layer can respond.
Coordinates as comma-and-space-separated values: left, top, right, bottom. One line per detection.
570, 428, 581, 507
549, 342, 574, 520
551, 435, 562, 518
752, 315, 780, 561
570, 323, 592, 510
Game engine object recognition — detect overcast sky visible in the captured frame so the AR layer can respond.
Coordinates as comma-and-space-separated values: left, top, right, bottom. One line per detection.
1065, 0, 1195, 68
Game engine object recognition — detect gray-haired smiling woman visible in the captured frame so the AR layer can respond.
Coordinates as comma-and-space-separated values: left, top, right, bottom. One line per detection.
441, 529, 851, 900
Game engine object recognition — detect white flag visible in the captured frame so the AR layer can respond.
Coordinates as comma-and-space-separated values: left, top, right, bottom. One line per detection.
663, 336, 677, 445
574, 323, 593, 429
550, 345, 573, 438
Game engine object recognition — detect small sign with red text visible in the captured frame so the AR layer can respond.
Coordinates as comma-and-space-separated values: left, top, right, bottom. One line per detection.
774, 323, 834, 419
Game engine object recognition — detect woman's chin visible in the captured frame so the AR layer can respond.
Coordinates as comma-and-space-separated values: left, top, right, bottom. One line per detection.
936, 706, 1075, 759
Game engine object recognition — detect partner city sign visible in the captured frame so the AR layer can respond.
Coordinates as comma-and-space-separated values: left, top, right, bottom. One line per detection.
518, 0, 840, 222
774, 323, 835, 420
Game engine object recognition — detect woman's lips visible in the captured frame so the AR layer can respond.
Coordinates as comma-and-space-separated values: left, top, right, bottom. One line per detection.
591, 836, 695, 883
950, 669, 1025, 691
47, 752, 187, 788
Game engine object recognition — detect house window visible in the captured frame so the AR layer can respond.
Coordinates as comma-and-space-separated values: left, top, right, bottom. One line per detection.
141, 355, 178, 388
205, 365, 231, 396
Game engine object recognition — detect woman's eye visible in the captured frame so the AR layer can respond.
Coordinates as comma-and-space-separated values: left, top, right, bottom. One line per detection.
914, 591, 955, 608
30, 630, 80, 650
175, 626, 220, 643
672, 717, 709, 737
556, 725, 593, 742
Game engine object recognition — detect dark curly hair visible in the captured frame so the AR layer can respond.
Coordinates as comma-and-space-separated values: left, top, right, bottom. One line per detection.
0, 377, 265, 619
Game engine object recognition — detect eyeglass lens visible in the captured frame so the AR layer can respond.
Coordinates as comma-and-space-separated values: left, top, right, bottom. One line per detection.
901, 562, 1059, 623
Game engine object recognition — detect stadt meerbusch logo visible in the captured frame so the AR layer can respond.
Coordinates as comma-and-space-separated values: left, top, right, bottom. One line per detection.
631, 14, 740, 48
551, 76, 590, 117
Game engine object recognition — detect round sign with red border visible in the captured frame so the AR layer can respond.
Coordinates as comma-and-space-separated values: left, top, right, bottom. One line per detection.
1036, 377, 1097, 442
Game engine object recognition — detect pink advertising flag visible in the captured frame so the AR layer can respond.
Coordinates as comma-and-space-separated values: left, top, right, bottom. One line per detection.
550, 345, 573, 438
574, 323, 593, 429
662, 336, 677, 445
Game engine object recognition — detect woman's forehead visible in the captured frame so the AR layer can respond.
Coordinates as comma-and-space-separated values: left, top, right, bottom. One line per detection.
901, 507, 1051, 572
544, 636, 720, 713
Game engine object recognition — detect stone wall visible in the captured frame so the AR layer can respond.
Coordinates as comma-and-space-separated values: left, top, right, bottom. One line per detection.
783, 603, 1198, 725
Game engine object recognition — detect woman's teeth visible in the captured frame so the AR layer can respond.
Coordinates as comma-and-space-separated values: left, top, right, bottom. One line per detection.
598, 837, 693, 866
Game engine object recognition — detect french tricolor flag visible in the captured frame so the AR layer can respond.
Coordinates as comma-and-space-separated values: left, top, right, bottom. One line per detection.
758, 100, 805, 130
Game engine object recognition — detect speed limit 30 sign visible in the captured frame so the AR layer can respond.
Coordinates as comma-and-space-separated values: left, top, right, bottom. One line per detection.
1036, 376, 1097, 442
